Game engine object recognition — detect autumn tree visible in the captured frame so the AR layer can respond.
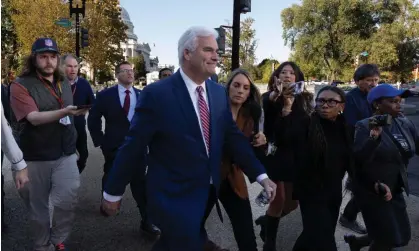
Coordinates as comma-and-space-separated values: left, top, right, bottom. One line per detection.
82, 0, 127, 83
1, 0, 19, 79
9, 0, 73, 58
219, 17, 258, 76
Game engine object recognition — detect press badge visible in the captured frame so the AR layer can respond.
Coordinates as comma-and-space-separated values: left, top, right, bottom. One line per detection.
59, 116, 71, 126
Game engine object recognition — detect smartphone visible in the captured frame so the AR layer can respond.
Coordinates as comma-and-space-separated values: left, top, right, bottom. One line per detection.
290, 81, 305, 95
76, 104, 92, 110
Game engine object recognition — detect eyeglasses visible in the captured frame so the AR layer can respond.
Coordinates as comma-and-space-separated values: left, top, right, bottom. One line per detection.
119, 69, 134, 74
315, 98, 344, 107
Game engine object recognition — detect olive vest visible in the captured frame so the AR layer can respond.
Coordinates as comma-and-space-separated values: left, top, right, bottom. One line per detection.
12, 74, 77, 161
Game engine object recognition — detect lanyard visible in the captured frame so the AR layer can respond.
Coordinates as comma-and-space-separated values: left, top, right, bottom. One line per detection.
72, 84, 77, 96
39, 77, 64, 108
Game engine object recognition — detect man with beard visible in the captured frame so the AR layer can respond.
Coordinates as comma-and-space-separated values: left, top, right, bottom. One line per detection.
61, 54, 95, 173
9, 38, 88, 251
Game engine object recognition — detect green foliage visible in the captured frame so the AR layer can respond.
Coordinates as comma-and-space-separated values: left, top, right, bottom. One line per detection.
6, 0, 127, 83
1, 0, 19, 79
128, 54, 147, 79
219, 17, 258, 76
281, 0, 419, 82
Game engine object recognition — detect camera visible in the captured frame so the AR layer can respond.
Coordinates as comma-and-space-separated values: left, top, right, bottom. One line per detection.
368, 114, 392, 128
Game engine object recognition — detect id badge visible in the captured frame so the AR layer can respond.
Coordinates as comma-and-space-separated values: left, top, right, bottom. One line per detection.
59, 116, 71, 126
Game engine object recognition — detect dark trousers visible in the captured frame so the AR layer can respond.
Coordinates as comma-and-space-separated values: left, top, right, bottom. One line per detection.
293, 190, 342, 251
343, 194, 361, 221
202, 181, 258, 251
102, 148, 148, 223
75, 125, 89, 173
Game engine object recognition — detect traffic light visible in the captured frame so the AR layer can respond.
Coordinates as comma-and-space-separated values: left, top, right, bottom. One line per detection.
239, 0, 251, 13
215, 27, 226, 55
81, 28, 88, 48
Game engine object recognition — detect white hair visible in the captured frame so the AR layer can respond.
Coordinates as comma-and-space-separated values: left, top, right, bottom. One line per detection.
178, 26, 218, 66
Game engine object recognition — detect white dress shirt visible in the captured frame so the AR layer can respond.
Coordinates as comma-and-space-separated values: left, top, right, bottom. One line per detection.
118, 84, 137, 121
1, 103, 26, 171
179, 69, 267, 183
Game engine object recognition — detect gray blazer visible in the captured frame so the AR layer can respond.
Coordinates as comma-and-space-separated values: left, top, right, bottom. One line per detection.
353, 116, 419, 195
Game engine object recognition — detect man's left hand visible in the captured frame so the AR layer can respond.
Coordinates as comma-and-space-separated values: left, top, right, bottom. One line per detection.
260, 178, 277, 203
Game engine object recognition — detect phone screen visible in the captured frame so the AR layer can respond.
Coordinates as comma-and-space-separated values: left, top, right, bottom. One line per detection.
292, 81, 305, 95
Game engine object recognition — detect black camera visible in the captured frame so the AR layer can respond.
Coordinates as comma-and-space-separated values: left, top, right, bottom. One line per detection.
368, 114, 392, 128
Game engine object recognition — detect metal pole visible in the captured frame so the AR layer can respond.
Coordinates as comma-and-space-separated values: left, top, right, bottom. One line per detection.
231, 0, 240, 71
69, 0, 85, 58
75, 12, 80, 58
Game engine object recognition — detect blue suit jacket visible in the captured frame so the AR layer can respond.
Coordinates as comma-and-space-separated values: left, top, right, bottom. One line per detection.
87, 85, 140, 153
72, 77, 95, 129
105, 71, 265, 249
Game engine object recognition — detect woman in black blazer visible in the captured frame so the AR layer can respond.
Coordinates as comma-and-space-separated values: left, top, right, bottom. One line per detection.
348, 84, 418, 251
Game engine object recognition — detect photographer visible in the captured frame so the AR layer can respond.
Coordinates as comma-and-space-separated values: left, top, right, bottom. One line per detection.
352, 84, 418, 251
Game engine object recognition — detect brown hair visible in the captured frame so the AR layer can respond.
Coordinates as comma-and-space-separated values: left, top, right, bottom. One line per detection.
19, 53, 63, 81
225, 68, 262, 122
115, 61, 132, 75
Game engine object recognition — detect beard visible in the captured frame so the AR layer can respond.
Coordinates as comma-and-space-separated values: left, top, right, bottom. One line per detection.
36, 65, 56, 77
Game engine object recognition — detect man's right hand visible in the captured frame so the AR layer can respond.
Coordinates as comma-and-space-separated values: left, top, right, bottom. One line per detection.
370, 126, 383, 139
101, 198, 121, 216
64, 105, 89, 116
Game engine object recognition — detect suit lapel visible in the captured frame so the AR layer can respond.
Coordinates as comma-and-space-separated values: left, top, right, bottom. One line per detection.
172, 72, 205, 145
205, 80, 218, 156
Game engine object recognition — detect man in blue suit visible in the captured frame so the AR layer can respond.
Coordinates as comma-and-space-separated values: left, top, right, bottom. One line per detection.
88, 61, 160, 237
101, 27, 277, 251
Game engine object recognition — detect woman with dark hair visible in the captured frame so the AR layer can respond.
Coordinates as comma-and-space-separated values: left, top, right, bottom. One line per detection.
204, 68, 267, 251
256, 62, 313, 251
348, 84, 418, 251
284, 85, 353, 251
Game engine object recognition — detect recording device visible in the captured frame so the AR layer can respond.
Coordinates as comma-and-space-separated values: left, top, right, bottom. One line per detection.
76, 104, 92, 110
377, 182, 387, 197
255, 189, 270, 207
368, 114, 392, 128
290, 81, 305, 95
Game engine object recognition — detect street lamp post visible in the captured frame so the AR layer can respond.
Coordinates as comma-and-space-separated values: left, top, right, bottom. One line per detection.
69, 0, 86, 58
231, 0, 241, 71
231, 0, 251, 71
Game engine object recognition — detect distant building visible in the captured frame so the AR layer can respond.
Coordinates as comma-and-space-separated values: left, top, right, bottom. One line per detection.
146, 64, 176, 84
120, 7, 159, 73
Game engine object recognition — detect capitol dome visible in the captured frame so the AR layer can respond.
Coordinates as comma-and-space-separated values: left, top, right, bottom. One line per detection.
120, 7, 138, 41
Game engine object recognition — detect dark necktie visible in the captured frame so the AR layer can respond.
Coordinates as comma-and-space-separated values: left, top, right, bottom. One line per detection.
123, 89, 130, 117
196, 86, 210, 152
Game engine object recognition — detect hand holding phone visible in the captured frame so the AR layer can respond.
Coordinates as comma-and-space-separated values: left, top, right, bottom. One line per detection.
76, 104, 92, 110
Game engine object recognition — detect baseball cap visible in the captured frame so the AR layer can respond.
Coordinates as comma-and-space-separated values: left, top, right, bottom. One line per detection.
31, 38, 59, 54
367, 84, 410, 104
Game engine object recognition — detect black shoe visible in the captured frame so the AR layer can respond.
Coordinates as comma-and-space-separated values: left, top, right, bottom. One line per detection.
262, 215, 280, 251
339, 214, 367, 234
140, 221, 161, 237
255, 215, 266, 241
344, 234, 370, 251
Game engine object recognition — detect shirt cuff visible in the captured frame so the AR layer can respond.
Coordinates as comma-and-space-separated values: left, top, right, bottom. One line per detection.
12, 159, 27, 171
103, 192, 123, 202
256, 173, 269, 184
